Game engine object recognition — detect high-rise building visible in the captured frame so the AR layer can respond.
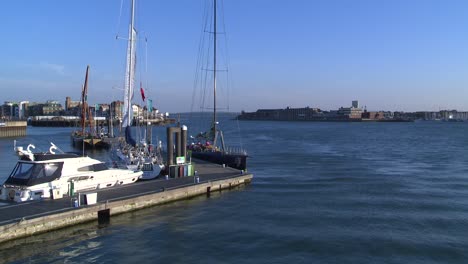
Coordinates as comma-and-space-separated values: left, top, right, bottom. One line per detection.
18, 101, 29, 119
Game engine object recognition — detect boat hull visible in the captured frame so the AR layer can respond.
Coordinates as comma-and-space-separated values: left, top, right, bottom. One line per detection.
0, 169, 142, 203
191, 151, 247, 171
0, 151, 143, 202
71, 135, 119, 149
139, 163, 164, 180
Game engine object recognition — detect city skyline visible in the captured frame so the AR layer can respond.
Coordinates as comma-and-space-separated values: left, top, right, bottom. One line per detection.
1, 0, 468, 113
4, 97, 468, 118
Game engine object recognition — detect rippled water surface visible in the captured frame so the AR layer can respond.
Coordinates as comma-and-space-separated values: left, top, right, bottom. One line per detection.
1, 116, 468, 263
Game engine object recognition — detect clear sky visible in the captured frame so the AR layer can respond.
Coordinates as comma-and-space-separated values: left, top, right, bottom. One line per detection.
1, 0, 468, 113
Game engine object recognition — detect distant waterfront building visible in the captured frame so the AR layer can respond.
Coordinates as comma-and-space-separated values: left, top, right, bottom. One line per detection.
26, 101, 64, 116
111, 100, 124, 120
1, 102, 15, 120
0, 101, 31, 120
411, 110, 468, 121
362, 111, 384, 120
43, 100, 63, 115
18, 101, 29, 119
238, 100, 388, 121
336, 100, 363, 119
238, 106, 324, 121
27, 102, 42, 117
337, 106, 362, 119
132, 104, 141, 119
65, 96, 80, 111
440, 110, 468, 120
99, 104, 110, 112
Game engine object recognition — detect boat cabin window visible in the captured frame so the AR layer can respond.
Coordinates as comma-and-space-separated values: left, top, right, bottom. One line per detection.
77, 163, 108, 172
5, 162, 63, 186
9, 163, 34, 180
94, 163, 108, 171
68, 176, 92, 182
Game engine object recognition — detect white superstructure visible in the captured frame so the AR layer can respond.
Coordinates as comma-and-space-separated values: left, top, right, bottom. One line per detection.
0, 143, 142, 202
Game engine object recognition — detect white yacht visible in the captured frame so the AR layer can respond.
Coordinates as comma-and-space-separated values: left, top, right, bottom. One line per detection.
0, 143, 142, 202
113, 141, 165, 180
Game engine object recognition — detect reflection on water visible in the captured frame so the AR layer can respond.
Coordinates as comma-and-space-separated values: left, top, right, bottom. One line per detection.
0, 221, 100, 263
2, 119, 468, 263
0, 183, 247, 263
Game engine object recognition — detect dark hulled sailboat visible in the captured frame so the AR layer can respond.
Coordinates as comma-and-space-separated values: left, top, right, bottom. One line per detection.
188, 0, 248, 171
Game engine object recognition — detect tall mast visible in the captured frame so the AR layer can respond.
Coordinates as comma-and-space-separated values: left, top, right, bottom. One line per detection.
81, 65, 90, 136
213, 0, 217, 135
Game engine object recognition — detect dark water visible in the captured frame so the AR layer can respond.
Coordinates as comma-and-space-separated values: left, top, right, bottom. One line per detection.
1, 116, 468, 263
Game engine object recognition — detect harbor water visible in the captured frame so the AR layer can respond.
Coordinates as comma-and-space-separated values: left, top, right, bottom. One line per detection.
1, 114, 468, 263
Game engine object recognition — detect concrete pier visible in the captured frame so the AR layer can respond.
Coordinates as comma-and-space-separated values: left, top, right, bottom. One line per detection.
0, 121, 27, 137
0, 161, 252, 243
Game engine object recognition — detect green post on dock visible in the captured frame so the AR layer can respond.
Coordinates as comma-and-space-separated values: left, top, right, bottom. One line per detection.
69, 181, 75, 196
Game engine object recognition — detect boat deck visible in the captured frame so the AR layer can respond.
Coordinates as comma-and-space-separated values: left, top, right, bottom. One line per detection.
0, 160, 246, 226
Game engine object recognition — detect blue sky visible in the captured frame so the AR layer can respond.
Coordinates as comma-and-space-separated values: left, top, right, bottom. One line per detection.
1, 0, 468, 112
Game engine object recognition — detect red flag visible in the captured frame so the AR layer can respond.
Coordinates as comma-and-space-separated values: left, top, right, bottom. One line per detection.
140, 82, 146, 101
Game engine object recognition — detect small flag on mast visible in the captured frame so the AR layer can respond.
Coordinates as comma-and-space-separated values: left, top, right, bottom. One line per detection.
140, 82, 146, 102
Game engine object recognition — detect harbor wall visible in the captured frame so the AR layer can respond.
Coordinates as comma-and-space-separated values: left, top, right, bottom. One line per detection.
30, 119, 106, 127
0, 174, 252, 243
29, 118, 176, 127
0, 121, 27, 137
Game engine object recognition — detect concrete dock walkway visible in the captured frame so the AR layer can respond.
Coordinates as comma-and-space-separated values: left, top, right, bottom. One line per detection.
0, 160, 252, 243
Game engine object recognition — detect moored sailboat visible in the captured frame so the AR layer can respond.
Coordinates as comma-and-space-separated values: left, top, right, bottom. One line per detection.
188, 0, 248, 171
71, 65, 117, 148
112, 0, 165, 180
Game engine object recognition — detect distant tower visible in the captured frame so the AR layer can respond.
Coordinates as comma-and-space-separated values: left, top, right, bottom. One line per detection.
65, 96, 71, 111
352, 100, 359, 109
6, 102, 13, 119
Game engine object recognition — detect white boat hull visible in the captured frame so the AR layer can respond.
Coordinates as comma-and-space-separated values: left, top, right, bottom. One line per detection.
0, 152, 142, 202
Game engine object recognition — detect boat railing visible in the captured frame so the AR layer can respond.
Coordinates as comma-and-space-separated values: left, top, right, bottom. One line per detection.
225, 146, 247, 155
